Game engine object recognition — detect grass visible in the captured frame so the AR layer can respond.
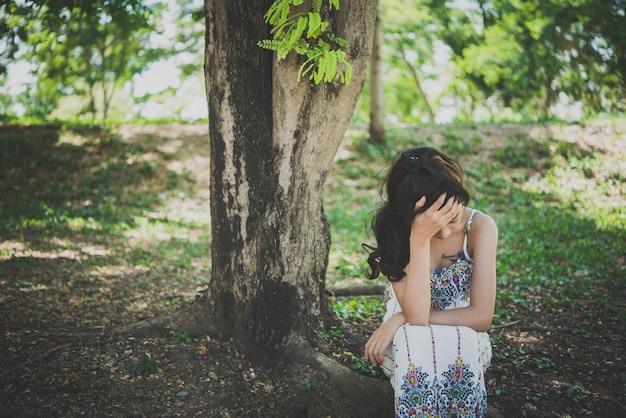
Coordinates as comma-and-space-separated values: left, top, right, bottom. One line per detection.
4, 121, 623, 318
0, 124, 212, 319
324, 120, 626, 341
1, 121, 625, 393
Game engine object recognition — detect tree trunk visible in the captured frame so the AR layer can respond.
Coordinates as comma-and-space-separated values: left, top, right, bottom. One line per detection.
369, 7, 385, 143
201, 0, 379, 366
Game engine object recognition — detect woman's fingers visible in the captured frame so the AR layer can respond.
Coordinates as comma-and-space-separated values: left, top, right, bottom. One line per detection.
364, 335, 384, 366
414, 195, 426, 209
423, 193, 446, 214
445, 197, 458, 217
411, 193, 460, 241
365, 342, 378, 366
436, 194, 459, 219
364, 339, 374, 364
423, 193, 456, 220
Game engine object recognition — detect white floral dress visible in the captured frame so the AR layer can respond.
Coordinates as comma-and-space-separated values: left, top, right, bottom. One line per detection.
380, 209, 492, 417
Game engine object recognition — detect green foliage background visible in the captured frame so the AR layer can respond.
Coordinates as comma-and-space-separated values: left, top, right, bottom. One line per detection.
1, 0, 624, 123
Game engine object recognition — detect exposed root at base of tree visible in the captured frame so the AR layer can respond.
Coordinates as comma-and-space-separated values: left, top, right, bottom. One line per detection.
90, 308, 396, 414
286, 340, 395, 413
105, 303, 218, 339
85, 307, 503, 417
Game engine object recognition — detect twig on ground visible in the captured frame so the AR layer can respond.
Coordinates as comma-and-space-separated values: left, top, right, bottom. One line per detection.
490, 320, 523, 330
0, 343, 73, 379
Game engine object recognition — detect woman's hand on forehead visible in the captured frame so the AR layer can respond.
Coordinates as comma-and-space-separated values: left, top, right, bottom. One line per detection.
410, 193, 460, 242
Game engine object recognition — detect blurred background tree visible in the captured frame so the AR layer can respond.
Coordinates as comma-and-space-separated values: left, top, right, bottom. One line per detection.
425, 0, 626, 121
0, 0, 624, 123
1, 0, 173, 121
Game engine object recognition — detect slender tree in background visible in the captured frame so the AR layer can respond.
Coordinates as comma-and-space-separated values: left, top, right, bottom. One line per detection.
171, 0, 205, 79
383, 0, 439, 122
369, 4, 385, 143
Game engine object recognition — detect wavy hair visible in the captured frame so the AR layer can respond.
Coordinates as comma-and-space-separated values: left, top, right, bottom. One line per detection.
364, 146, 470, 281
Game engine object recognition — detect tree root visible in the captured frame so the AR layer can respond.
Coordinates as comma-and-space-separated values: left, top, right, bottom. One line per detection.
312, 349, 395, 411
326, 284, 386, 297
106, 302, 218, 338
87, 306, 502, 417
108, 312, 396, 414
286, 339, 394, 413
0, 343, 73, 379
284, 338, 503, 417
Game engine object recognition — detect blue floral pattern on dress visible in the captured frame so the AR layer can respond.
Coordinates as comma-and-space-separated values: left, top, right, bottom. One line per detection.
396, 357, 486, 417
396, 363, 435, 416
430, 254, 473, 312
385, 210, 490, 418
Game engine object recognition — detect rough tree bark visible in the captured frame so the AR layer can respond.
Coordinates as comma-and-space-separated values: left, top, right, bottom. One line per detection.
198, 0, 379, 365
189, 1, 394, 410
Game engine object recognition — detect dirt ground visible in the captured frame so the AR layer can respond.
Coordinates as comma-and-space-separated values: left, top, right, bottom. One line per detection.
0, 123, 624, 417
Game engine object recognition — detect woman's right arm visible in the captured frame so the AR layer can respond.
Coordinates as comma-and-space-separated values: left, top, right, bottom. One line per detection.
393, 241, 431, 325
394, 194, 460, 325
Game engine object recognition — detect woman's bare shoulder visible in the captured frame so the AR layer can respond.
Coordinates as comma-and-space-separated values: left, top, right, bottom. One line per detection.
468, 210, 498, 251
473, 210, 497, 233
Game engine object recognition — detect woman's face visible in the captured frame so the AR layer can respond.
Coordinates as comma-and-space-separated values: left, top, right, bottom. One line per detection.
434, 205, 465, 239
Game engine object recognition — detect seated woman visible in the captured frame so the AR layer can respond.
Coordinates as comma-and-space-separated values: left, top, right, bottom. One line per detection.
363, 146, 497, 417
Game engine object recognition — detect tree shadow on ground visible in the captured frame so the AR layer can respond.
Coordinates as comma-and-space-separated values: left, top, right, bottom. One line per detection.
0, 123, 624, 417
0, 124, 173, 235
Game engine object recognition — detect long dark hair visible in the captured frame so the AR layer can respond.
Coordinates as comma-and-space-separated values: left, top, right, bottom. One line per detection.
364, 146, 470, 281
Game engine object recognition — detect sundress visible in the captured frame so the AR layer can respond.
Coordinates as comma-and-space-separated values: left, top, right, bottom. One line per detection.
380, 209, 492, 417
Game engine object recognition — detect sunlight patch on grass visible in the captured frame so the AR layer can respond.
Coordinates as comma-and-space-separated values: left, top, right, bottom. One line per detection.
327, 248, 365, 285
58, 131, 90, 146
0, 241, 28, 253
67, 216, 104, 231
323, 122, 626, 334
521, 153, 625, 229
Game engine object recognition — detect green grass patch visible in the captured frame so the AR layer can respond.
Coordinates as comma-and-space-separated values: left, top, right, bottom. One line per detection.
324, 122, 626, 328
0, 124, 211, 299
1, 121, 624, 336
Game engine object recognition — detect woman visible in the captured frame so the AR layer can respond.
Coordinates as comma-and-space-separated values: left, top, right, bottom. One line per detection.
364, 146, 497, 417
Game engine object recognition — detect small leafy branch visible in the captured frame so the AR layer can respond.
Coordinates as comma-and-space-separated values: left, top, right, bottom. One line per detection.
258, 0, 352, 84
351, 356, 378, 376
295, 377, 318, 393
126, 352, 159, 377
171, 329, 193, 345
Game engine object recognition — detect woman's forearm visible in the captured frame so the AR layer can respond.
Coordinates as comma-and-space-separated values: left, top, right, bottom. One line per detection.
394, 306, 492, 332
400, 243, 432, 325
386, 311, 408, 329
428, 306, 493, 332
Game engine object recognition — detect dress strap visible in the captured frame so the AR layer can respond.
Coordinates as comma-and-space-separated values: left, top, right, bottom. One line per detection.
462, 209, 480, 260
